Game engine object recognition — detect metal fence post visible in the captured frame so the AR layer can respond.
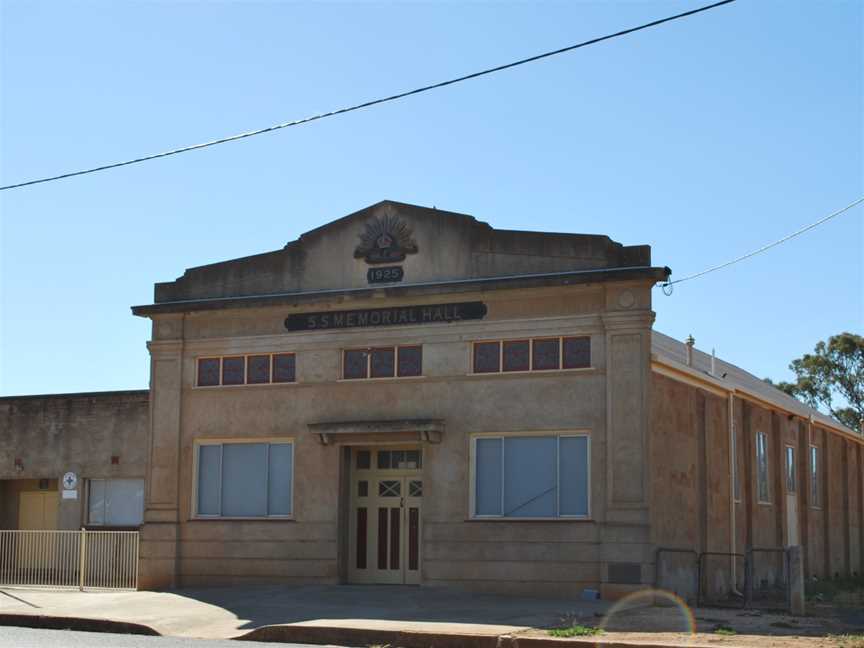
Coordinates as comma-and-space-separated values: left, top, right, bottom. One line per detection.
78, 528, 86, 591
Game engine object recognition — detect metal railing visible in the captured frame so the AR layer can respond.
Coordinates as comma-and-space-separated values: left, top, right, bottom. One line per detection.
0, 529, 139, 591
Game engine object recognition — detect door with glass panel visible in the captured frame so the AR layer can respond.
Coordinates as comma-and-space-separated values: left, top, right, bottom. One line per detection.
348, 447, 422, 585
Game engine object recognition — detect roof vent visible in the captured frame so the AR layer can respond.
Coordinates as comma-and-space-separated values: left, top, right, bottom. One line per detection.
685, 335, 695, 367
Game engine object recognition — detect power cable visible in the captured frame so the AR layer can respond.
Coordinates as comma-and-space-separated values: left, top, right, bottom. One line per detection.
660, 196, 864, 293
0, 0, 735, 191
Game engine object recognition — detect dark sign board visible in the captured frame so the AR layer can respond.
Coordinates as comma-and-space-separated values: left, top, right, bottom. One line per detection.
285, 301, 487, 332
367, 266, 404, 284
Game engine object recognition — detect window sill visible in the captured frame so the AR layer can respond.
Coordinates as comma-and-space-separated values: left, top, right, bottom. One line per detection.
190, 516, 295, 522
84, 525, 142, 531
337, 375, 425, 383
757, 501, 773, 507
192, 382, 298, 390
465, 517, 592, 522
467, 367, 595, 377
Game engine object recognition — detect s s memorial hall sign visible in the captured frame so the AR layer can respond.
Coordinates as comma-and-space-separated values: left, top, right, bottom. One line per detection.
285, 301, 487, 331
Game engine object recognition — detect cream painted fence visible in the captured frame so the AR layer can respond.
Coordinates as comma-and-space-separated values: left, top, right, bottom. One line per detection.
0, 529, 138, 591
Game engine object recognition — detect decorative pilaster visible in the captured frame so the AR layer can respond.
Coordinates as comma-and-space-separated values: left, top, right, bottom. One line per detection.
139, 314, 184, 589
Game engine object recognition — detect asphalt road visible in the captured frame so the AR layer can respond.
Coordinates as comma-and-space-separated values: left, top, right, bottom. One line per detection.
0, 626, 344, 648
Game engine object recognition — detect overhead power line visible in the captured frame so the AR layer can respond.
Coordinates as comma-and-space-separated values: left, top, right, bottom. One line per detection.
661, 196, 864, 291
0, 0, 735, 191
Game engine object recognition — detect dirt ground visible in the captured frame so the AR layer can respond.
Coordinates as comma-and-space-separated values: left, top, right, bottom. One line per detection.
521, 602, 864, 647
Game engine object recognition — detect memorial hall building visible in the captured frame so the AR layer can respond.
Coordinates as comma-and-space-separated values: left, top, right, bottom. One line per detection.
1, 200, 862, 599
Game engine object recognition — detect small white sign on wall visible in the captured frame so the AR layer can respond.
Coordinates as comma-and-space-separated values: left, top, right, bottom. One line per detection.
62, 490, 78, 500
62, 472, 78, 490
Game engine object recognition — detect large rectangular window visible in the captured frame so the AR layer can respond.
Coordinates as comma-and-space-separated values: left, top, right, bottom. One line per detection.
756, 431, 770, 503
87, 478, 144, 526
473, 434, 589, 518
195, 441, 293, 518
472, 336, 590, 374
342, 346, 422, 380
810, 445, 821, 508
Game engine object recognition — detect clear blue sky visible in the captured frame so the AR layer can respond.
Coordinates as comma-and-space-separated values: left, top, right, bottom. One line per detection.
0, 0, 861, 396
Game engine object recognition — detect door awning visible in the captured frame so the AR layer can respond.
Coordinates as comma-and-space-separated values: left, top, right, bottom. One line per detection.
307, 419, 445, 445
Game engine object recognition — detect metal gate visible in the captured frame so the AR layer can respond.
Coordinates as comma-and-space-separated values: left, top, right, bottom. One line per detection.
0, 529, 139, 591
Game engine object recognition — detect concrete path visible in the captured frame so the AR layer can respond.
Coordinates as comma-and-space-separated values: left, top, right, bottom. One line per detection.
0, 584, 609, 640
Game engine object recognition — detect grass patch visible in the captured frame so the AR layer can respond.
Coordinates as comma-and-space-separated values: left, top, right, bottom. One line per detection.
549, 624, 604, 638
831, 634, 864, 648
807, 576, 864, 603
713, 625, 736, 635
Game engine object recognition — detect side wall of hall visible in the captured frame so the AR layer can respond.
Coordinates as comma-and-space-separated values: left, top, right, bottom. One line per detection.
650, 371, 864, 604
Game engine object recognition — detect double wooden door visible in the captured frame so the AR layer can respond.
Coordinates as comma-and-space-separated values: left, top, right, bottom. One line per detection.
348, 446, 422, 584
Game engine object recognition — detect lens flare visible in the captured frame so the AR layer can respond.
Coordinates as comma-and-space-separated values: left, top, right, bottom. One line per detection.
595, 588, 697, 644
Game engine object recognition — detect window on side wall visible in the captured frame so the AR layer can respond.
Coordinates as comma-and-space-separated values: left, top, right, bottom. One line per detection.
785, 446, 796, 493
473, 434, 590, 519
756, 431, 770, 503
809, 445, 821, 508
196, 441, 294, 518
87, 478, 145, 527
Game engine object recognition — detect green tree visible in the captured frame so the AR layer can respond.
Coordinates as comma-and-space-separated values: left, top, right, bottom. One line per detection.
768, 332, 863, 432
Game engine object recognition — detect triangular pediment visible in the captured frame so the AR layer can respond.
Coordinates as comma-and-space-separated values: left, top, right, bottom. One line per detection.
153, 200, 652, 303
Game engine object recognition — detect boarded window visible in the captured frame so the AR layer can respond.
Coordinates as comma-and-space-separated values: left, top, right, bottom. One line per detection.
196, 442, 293, 517
474, 435, 589, 518
88, 479, 144, 526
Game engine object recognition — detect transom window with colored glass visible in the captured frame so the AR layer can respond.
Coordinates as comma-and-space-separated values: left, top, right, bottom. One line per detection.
472, 337, 591, 374
196, 353, 296, 387
342, 346, 422, 380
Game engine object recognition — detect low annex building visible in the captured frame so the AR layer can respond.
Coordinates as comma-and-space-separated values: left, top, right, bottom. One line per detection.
1, 200, 861, 600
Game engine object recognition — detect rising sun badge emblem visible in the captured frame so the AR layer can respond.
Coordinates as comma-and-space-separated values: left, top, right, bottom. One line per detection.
354, 210, 418, 264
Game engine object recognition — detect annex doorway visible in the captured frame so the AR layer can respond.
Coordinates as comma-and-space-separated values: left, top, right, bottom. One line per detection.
348, 446, 422, 585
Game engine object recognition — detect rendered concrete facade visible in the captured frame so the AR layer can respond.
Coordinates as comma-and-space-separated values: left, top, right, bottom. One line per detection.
131, 201, 666, 595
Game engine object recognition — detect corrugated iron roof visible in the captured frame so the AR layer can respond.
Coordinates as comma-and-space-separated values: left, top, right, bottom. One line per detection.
652, 330, 859, 437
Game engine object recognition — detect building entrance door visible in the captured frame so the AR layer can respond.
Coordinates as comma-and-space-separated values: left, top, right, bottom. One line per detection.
348, 446, 422, 585
18, 490, 58, 530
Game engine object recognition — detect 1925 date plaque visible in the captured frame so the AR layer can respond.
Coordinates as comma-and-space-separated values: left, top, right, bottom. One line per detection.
285, 301, 487, 332
367, 266, 403, 284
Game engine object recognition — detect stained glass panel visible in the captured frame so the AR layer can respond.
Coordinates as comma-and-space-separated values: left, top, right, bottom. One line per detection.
370, 347, 395, 378
563, 336, 591, 369
343, 350, 368, 380
503, 340, 530, 372
473, 341, 500, 373
397, 346, 423, 377
532, 338, 560, 371
247, 355, 271, 384
273, 354, 296, 383
222, 357, 245, 385
197, 358, 221, 387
